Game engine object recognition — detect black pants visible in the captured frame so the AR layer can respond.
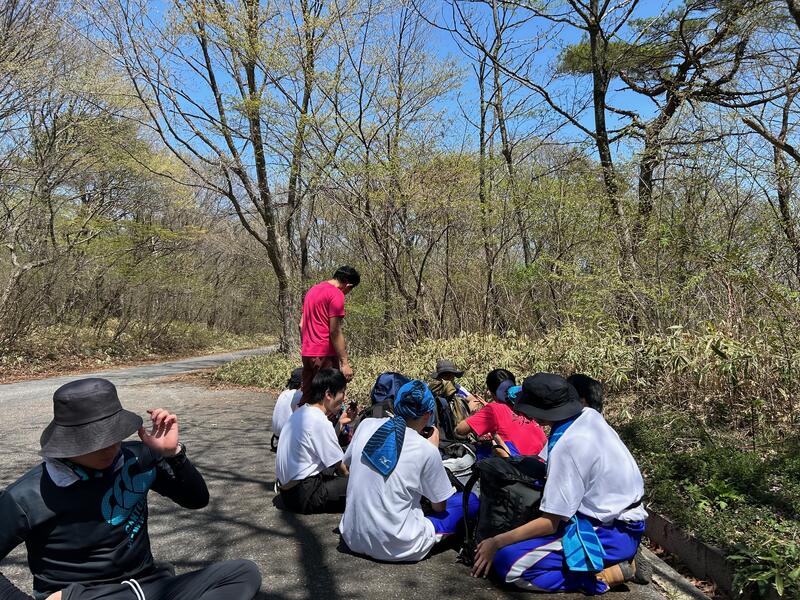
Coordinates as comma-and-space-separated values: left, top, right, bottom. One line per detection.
56, 560, 261, 600
279, 471, 347, 514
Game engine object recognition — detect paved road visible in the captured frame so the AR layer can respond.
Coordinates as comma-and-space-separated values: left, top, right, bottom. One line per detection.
0, 355, 671, 600
0, 346, 275, 407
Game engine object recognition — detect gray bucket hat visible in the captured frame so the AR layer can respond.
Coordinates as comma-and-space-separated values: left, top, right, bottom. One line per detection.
429, 358, 464, 379
39, 378, 143, 458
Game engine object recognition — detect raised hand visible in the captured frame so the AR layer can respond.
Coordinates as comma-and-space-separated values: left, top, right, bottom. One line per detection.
138, 408, 180, 457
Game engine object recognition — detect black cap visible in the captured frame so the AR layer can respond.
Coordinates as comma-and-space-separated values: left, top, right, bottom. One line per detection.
513, 373, 583, 421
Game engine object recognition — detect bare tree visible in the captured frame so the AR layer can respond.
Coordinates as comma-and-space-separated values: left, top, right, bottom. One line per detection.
90, 0, 351, 351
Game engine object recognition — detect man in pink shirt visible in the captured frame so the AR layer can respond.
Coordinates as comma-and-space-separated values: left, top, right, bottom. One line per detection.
299, 266, 361, 403
455, 369, 547, 456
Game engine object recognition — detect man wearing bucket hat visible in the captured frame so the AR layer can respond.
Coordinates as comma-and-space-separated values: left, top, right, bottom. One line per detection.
427, 359, 480, 428
0, 378, 261, 600
471, 373, 650, 594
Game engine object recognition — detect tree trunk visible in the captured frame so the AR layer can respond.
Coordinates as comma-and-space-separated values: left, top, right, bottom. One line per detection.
588, 22, 636, 272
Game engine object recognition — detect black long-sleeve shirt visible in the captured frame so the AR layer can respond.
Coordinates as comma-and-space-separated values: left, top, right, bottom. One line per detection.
0, 442, 208, 599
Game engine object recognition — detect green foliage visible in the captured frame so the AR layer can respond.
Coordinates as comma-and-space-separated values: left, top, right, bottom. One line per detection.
731, 535, 800, 598
558, 39, 672, 76
622, 414, 800, 599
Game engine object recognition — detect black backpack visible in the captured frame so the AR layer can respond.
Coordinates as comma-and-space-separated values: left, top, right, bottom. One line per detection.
459, 455, 547, 565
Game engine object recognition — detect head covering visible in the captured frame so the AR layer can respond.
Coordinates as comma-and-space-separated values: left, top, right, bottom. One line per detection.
287, 367, 303, 389
512, 373, 583, 422
40, 378, 143, 458
429, 358, 464, 379
362, 380, 436, 477
495, 379, 516, 403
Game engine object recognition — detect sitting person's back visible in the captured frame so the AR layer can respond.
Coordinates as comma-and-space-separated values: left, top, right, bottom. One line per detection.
340, 416, 452, 561
272, 367, 303, 439
340, 380, 476, 562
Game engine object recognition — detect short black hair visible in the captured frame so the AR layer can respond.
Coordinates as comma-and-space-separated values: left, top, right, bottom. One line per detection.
333, 265, 361, 287
308, 368, 347, 405
567, 373, 604, 413
287, 367, 303, 389
486, 368, 516, 395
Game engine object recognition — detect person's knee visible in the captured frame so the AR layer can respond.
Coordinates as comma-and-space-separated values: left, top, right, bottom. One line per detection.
226, 559, 262, 595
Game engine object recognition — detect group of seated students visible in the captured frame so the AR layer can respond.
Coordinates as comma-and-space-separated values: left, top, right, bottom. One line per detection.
273, 362, 648, 594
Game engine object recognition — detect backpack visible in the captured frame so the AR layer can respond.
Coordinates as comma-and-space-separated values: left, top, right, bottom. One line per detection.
352, 372, 411, 432
459, 455, 547, 565
433, 394, 473, 442
441, 441, 477, 488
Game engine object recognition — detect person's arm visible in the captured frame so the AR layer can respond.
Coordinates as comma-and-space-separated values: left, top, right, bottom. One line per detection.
139, 408, 209, 509
491, 434, 511, 457
420, 433, 455, 513
460, 405, 495, 439
454, 419, 473, 437
471, 513, 563, 577
0, 491, 35, 600
299, 315, 304, 335
336, 461, 349, 476
329, 317, 352, 380
0, 574, 36, 600
151, 448, 210, 509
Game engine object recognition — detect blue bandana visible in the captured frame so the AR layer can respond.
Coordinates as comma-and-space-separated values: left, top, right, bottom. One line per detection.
362, 380, 435, 477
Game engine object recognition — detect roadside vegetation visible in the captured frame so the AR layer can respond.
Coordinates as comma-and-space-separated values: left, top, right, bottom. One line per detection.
216, 329, 800, 598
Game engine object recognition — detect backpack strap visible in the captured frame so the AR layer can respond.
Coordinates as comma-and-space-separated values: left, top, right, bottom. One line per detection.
457, 469, 482, 566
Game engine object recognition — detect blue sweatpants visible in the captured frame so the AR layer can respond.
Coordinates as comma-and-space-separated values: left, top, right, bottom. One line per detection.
426, 492, 480, 541
492, 518, 645, 594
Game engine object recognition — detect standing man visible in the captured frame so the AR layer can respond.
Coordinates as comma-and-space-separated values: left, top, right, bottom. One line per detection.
0, 377, 261, 600
299, 266, 360, 404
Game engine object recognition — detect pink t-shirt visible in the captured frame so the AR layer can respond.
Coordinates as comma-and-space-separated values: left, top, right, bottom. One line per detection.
301, 281, 346, 357
466, 402, 547, 456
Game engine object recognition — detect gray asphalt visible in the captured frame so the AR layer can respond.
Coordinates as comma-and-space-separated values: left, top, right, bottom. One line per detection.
0, 354, 668, 600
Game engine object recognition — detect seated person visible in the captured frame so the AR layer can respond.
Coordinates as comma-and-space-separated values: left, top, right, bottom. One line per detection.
275, 368, 349, 514
427, 359, 477, 426
567, 373, 604, 413
472, 373, 648, 594
340, 380, 479, 562
271, 367, 303, 442
455, 369, 547, 457
0, 377, 261, 600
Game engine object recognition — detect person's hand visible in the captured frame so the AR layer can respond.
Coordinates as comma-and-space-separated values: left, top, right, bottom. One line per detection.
138, 408, 180, 457
468, 396, 484, 413
471, 536, 500, 578
339, 403, 357, 426
46, 592, 62, 600
340, 362, 354, 382
426, 425, 440, 447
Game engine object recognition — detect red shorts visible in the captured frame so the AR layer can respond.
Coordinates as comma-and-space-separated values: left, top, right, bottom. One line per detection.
299, 355, 340, 405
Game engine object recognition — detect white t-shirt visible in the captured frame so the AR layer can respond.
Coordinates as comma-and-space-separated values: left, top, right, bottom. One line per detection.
272, 388, 302, 437
339, 418, 455, 562
540, 408, 648, 524
275, 404, 343, 485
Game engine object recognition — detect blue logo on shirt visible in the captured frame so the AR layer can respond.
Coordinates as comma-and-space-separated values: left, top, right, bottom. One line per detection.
101, 456, 156, 544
